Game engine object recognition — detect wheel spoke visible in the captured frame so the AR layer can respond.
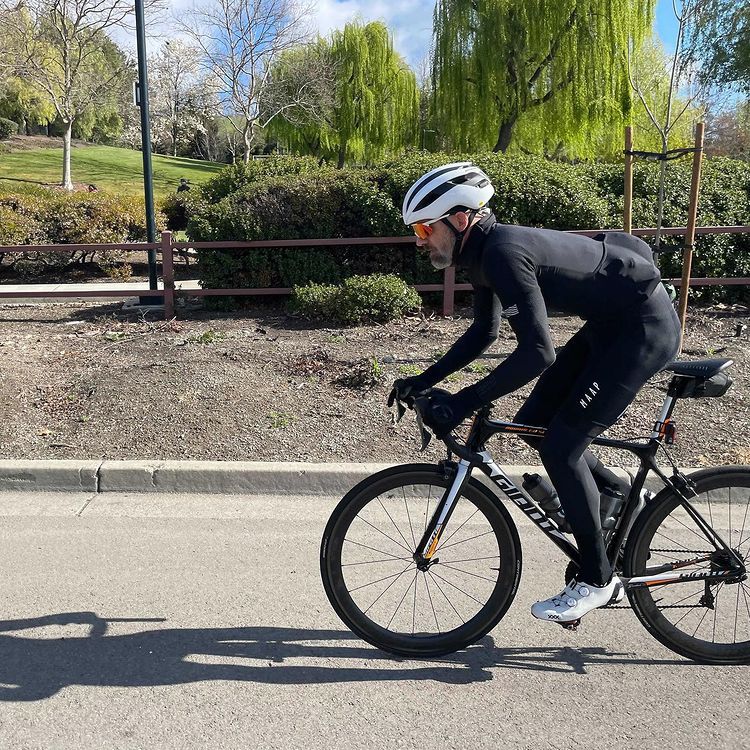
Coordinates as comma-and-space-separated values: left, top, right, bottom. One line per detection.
353, 515, 413, 555
739, 491, 750, 554
437, 507, 480, 550
403, 487, 418, 549
428, 569, 486, 606
386, 571, 419, 629
361, 561, 415, 613
378, 498, 416, 553
427, 570, 466, 624
424, 574, 441, 634
690, 602, 713, 639
437, 529, 497, 551
445, 554, 501, 564
342, 554, 413, 567
343, 537, 411, 561
350, 560, 412, 594
438, 561, 498, 583
664, 512, 716, 548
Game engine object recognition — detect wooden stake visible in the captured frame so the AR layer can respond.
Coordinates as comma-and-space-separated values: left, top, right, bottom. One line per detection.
161, 231, 175, 320
677, 122, 705, 352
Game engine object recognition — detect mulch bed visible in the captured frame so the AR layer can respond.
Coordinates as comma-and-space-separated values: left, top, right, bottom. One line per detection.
0, 300, 748, 470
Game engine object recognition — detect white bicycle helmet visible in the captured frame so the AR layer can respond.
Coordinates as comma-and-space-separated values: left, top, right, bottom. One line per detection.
402, 162, 495, 226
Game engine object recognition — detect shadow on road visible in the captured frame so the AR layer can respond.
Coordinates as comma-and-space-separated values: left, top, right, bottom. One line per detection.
0, 611, 690, 701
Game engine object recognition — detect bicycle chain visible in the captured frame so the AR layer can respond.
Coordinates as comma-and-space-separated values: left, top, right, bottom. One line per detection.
650, 548, 711, 554
610, 549, 718, 611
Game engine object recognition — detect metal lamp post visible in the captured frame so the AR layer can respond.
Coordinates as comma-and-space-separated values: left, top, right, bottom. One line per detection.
134, 0, 159, 303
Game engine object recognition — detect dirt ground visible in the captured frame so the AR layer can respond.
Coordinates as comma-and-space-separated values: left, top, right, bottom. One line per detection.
0, 299, 748, 470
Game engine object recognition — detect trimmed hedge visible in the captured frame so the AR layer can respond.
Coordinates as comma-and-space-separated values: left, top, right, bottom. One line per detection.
0, 188, 162, 244
190, 152, 750, 307
0, 186, 165, 277
198, 156, 326, 204
190, 171, 436, 307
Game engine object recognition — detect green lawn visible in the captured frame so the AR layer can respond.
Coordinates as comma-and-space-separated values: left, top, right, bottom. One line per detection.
0, 142, 226, 198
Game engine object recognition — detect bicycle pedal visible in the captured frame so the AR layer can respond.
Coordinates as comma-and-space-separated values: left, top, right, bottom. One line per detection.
559, 619, 581, 631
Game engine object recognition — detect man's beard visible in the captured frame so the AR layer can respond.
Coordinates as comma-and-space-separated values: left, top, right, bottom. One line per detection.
430, 244, 453, 269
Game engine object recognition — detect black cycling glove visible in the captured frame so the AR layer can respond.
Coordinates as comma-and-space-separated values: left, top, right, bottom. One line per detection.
421, 386, 483, 439
387, 374, 433, 407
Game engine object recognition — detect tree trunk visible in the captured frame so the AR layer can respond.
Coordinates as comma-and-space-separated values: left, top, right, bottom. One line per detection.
493, 118, 516, 153
61, 120, 74, 191
242, 128, 252, 164
337, 142, 346, 169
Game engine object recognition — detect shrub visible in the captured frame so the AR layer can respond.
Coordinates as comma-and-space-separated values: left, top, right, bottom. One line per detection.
0, 204, 45, 245
289, 282, 340, 320
290, 273, 421, 325
191, 172, 421, 300
0, 118, 17, 140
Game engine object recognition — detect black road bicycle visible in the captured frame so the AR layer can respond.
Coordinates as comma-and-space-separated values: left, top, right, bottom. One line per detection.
320, 358, 750, 664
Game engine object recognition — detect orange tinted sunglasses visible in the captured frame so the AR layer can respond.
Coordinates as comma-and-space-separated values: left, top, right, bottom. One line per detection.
411, 222, 434, 240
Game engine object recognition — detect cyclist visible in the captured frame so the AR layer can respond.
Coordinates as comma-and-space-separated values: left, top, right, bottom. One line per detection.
390, 162, 681, 624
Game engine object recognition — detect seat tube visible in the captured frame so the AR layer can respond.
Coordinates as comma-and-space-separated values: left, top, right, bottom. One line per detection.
651, 394, 676, 439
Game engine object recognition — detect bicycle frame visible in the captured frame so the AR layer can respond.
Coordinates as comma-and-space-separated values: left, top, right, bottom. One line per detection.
414, 397, 746, 590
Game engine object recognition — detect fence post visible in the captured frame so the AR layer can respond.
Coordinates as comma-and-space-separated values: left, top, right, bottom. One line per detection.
442, 266, 456, 317
161, 231, 175, 320
677, 122, 705, 352
624, 126, 633, 233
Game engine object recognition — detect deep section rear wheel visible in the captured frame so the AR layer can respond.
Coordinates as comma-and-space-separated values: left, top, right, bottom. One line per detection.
624, 467, 750, 664
320, 464, 522, 657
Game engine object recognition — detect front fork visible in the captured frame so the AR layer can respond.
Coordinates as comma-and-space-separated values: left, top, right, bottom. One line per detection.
413, 459, 473, 570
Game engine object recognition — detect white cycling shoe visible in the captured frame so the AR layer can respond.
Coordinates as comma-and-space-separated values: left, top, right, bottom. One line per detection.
531, 576, 624, 624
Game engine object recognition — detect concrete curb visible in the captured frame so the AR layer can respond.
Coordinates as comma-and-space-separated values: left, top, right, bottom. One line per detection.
0, 459, 652, 496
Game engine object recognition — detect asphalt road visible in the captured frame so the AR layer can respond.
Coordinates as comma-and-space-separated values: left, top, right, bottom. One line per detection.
0, 490, 747, 750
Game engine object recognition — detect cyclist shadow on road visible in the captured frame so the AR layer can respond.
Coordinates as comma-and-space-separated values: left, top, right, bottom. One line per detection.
0, 612, 687, 701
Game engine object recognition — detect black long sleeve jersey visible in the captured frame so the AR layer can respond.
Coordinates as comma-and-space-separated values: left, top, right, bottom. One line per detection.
421, 213, 662, 407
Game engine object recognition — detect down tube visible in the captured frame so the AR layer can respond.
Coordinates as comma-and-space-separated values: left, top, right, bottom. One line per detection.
477, 452, 580, 562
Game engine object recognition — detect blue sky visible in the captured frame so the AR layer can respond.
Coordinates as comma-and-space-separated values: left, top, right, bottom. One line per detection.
654, 0, 679, 50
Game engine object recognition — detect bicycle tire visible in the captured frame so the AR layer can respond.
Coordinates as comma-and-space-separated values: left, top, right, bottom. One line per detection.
320, 463, 522, 657
624, 466, 750, 664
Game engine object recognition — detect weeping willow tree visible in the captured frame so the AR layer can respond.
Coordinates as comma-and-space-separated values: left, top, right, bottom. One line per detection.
432, 0, 655, 156
271, 21, 420, 166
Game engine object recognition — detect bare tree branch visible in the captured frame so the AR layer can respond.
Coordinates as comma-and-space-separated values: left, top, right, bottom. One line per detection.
175, 0, 317, 161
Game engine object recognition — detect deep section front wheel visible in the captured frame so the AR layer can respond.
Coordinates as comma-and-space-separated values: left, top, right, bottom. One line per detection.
624, 466, 750, 664
320, 464, 522, 657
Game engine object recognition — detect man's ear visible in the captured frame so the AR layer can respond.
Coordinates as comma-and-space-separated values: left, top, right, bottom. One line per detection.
453, 211, 470, 231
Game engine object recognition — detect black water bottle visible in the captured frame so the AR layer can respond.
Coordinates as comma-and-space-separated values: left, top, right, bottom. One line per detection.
522, 473, 571, 533
600, 486, 625, 531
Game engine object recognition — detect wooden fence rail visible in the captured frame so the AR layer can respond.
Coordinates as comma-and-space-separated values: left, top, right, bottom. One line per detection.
0, 226, 748, 320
